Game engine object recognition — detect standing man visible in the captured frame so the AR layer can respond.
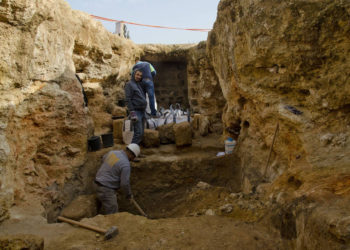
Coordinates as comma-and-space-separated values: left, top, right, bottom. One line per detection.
125, 69, 147, 145
132, 60, 158, 117
95, 144, 140, 215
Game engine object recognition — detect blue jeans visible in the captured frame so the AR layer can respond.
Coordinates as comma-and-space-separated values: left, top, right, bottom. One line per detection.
132, 110, 145, 145
142, 79, 157, 116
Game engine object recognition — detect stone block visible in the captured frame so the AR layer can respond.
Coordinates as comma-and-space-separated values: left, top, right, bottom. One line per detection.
174, 122, 192, 147
157, 123, 175, 144
113, 119, 124, 141
60, 194, 97, 220
143, 129, 160, 148
0, 234, 44, 250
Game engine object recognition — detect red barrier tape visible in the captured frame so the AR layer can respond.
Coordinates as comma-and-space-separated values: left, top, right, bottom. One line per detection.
90, 14, 211, 32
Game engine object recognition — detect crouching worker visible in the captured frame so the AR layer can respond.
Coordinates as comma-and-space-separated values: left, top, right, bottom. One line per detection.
95, 143, 140, 215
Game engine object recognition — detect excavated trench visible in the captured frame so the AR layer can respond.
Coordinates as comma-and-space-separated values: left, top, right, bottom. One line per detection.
121, 145, 242, 219
43, 55, 225, 222
43, 137, 242, 222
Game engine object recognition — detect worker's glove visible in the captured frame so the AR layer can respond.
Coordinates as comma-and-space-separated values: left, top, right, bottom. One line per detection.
130, 111, 138, 122
126, 194, 133, 201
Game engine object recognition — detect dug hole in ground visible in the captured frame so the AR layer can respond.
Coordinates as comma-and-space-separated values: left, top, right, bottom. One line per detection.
0, 133, 286, 249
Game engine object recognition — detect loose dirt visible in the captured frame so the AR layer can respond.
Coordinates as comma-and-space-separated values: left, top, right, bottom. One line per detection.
0, 135, 286, 249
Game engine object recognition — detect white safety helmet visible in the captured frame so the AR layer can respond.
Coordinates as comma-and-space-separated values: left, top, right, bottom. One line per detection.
126, 143, 140, 157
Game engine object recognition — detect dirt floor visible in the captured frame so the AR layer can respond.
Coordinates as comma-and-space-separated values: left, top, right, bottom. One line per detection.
0, 135, 288, 249
0, 195, 285, 250
0, 208, 284, 249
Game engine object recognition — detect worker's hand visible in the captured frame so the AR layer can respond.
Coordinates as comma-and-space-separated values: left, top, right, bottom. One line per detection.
130, 111, 138, 122
126, 194, 133, 201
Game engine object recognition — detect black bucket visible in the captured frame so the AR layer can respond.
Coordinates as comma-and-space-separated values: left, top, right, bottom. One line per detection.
112, 115, 125, 120
101, 133, 114, 148
88, 136, 102, 152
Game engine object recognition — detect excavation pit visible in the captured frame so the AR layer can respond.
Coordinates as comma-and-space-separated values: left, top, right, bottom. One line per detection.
44, 136, 242, 222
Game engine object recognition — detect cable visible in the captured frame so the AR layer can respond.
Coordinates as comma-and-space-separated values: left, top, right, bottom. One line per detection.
90, 14, 211, 32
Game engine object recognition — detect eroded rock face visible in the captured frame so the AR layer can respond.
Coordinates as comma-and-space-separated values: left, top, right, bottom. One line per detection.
0, 0, 138, 222
208, 0, 350, 185
207, 0, 350, 248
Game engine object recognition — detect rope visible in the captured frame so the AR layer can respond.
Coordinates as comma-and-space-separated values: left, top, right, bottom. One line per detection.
90, 14, 211, 32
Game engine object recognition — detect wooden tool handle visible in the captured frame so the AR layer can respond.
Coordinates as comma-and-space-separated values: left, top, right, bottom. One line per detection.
58, 216, 105, 234
131, 198, 148, 217
263, 122, 279, 178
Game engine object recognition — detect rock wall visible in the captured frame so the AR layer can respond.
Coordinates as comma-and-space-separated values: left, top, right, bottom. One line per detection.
208, 0, 350, 185
187, 41, 225, 122
0, 0, 138, 222
0, 0, 225, 223
208, 0, 350, 248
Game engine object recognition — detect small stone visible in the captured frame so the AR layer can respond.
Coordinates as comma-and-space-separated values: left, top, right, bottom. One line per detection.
229, 193, 239, 199
205, 209, 215, 216
276, 192, 289, 205
196, 181, 211, 190
158, 238, 167, 245
320, 133, 334, 146
66, 146, 80, 156
220, 204, 233, 213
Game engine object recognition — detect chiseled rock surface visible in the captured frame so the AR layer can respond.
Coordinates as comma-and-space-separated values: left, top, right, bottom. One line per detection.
143, 129, 160, 148
173, 122, 192, 147
158, 123, 175, 144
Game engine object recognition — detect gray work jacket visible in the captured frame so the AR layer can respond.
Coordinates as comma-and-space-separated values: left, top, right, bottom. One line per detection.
95, 150, 132, 197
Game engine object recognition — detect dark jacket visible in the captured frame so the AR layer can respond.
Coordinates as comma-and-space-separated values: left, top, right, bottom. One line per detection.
132, 61, 156, 80
125, 71, 147, 111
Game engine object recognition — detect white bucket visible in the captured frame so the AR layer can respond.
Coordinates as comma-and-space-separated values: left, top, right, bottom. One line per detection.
225, 138, 236, 154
